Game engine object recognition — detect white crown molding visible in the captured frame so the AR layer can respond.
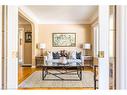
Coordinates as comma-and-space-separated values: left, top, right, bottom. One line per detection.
89, 10, 98, 24
37, 20, 91, 24
18, 23, 31, 25
18, 6, 40, 23
19, 6, 98, 24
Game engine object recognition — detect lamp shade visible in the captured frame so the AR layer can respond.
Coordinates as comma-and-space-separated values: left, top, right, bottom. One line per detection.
83, 43, 91, 49
39, 43, 46, 49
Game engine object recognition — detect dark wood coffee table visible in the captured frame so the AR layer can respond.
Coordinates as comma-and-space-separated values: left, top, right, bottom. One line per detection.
41, 61, 84, 81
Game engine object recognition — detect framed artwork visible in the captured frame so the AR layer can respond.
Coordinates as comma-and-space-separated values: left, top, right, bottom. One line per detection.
25, 32, 32, 43
52, 33, 76, 47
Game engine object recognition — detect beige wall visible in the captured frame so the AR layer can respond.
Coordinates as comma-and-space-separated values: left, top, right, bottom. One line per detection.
19, 24, 32, 64
38, 24, 92, 55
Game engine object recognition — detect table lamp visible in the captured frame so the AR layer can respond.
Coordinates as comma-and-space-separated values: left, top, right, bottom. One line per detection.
83, 43, 91, 56
39, 43, 46, 56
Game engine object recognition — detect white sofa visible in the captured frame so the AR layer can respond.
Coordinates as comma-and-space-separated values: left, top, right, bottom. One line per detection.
44, 50, 84, 63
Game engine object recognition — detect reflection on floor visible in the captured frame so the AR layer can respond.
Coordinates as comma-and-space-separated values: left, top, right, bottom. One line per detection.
18, 64, 94, 90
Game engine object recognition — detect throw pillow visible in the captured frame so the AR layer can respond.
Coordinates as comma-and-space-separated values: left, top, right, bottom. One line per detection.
52, 52, 60, 59
60, 50, 68, 57
47, 51, 53, 60
70, 50, 76, 59
76, 52, 81, 59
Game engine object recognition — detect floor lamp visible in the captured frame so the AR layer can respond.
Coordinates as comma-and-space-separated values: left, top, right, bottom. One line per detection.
39, 43, 46, 56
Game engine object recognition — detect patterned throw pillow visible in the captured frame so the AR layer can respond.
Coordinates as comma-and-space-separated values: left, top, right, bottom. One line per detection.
52, 52, 60, 59
76, 52, 81, 59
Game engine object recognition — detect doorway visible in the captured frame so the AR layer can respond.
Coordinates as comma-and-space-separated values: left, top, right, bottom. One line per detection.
1, 5, 115, 90
18, 13, 32, 66
18, 12, 33, 84
18, 28, 24, 65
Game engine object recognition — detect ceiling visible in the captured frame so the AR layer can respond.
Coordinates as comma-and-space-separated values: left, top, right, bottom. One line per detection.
25, 6, 98, 24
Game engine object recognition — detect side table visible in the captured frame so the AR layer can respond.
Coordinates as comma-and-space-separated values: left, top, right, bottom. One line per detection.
84, 56, 93, 67
35, 56, 44, 67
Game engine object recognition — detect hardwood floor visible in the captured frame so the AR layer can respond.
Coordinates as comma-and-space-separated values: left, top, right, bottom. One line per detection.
18, 65, 40, 84
18, 65, 94, 90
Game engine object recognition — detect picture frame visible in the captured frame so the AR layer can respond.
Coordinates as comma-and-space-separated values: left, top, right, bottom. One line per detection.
25, 32, 32, 43
52, 33, 76, 47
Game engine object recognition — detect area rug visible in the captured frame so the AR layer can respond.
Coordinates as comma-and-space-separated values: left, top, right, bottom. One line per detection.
19, 71, 94, 88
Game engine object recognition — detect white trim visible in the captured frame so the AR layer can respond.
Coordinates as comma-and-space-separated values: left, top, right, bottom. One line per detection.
21, 64, 32, 66
31, 66, 36, 68
125, 6, 127, 89
19, 6, 39, 23
19, 9, 37, 68
18, 28, 24, 65
7, 6, 18, 89
89, 9, 98, 24
92, 24, 99, 58
0, 5, 2, 89
0, 0, 126, 5
91, 20, 98, 28
98, 6, 109, 89
116, 6, 127, 89
18, 6, 97, 24
37, 20, 91, 24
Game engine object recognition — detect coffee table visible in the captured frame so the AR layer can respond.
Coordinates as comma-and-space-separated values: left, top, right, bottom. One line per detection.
41, 61, 84, 81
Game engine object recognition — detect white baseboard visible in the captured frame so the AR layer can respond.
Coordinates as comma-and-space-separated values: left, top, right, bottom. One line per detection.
31, 66, 36, 68
21, 64, 32, 67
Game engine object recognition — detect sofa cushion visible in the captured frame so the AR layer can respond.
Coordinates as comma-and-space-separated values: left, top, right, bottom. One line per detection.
52, 52, 60, 59
50, 59, 82, 63
76, 52, 81, 59
67, 59, 82, 63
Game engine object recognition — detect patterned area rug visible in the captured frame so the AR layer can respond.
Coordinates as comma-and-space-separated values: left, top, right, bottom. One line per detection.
19, 71, 94, 88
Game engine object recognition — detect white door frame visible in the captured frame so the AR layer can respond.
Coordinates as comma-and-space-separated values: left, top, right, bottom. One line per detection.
5, 5, 111, 89
6, 6, 35, 89
7, 6, 18, 89
0, 5, 2, 89
116, 6, 127, 89
98, 6, 109, 89
18, 28, 24, 65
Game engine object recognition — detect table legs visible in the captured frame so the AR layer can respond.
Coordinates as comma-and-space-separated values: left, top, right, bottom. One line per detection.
42, 67, 82, 81
42, 67, 48, 80
77, 67, 82, 80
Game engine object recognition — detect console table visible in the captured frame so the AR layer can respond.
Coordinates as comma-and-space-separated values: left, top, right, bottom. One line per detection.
84, 56, 93, 67
35, 56, 44, 67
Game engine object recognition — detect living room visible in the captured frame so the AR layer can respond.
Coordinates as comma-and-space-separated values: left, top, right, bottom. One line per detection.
18, 6, 98, 89
0, 4, 120, 90
1, 1, 127, 95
